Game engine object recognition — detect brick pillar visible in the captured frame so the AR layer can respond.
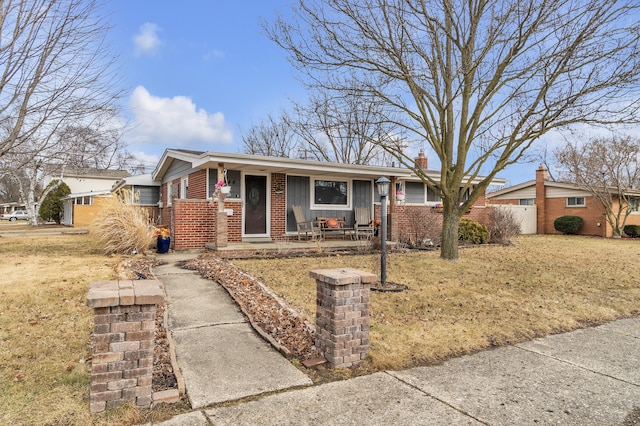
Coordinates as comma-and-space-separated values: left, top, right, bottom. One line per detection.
86, 280, 164, 413
310, 268, 376, 368
216, 210, 228, 247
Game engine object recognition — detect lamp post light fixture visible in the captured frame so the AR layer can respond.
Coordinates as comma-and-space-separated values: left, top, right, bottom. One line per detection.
376, 176, 390, 287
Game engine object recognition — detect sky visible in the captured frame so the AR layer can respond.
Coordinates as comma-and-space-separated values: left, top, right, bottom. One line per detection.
102, 1, 598, 187
105, 1, 306, 172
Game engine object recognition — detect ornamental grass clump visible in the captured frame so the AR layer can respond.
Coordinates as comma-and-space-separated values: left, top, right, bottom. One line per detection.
89, 190, 155, 255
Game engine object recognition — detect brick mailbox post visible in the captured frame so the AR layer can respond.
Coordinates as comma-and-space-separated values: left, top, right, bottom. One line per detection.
310, 268, 376, 368
86, 280, 164, 413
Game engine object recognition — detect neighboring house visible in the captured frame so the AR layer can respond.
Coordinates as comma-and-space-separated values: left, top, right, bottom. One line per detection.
55, 168, 131, 226
486, 166, 640, 237
0, 202, 27, 214
61, 190, 111, 227
111, 174, 161, 222
46, 167, 131, 194
152, 149, 506, 250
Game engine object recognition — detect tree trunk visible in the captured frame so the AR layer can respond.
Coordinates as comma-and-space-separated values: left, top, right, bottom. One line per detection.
440, 205, 460, 261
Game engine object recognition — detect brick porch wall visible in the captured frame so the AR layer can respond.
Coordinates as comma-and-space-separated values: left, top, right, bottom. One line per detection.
172, 199, 216, 250
375, 202, 492, 242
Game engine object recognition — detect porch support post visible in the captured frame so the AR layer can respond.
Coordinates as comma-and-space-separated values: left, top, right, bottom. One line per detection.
216, 210, 228, 248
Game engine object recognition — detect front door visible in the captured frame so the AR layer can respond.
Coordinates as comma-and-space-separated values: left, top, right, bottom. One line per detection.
244, 175, 268, 236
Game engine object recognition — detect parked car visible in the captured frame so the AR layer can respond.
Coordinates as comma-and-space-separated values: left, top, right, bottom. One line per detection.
0, 210, 31, 222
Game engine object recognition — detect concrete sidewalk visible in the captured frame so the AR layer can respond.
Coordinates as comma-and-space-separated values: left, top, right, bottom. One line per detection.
153, 256, 640, 425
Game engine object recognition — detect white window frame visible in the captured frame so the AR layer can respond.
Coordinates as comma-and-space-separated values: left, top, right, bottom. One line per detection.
629, 197, 640, 214
181, 176, 188, 199
166, 183, 172, 206
566, 196, 586, 207
311, 177, 352, 210
519, 199, 534, 206
403, 181, 426, 205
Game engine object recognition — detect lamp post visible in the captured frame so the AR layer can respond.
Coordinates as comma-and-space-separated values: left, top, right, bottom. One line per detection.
376, 176, 390, 287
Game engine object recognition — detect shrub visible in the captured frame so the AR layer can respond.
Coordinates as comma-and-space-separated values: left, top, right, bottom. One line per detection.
553, 215, 583, 234
459, 218, 489, 244
39, 180, 70, 224
488, 207, 521, 244
623, 224, 640, 238
89, 189, 155, 255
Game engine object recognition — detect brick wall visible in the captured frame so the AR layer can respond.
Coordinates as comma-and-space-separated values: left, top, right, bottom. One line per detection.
543, 197, 607, 237
375, 202, 491, 243
188, 169, 207, 199
172, 199, 216, 250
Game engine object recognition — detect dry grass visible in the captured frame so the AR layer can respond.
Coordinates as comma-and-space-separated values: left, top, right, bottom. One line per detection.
0, 232, 184, 426
89, 191, 155, 255
232, 235, 640, 371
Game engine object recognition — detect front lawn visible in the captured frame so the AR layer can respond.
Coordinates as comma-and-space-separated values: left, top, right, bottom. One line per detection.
0, 233, 184, 426
232, 235, 640, 371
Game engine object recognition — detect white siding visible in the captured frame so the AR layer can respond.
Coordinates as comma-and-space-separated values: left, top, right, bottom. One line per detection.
490, 186, 536, 200
546, 187, 591, 198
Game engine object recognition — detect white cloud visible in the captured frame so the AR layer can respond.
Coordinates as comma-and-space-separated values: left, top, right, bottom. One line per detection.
133, 23, 162, 56
130, 150, 160, 168
128, 86, 233, 146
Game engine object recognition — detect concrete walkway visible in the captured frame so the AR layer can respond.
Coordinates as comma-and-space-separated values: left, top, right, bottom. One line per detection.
153, 255, 640, 425
153, 255, 312, 409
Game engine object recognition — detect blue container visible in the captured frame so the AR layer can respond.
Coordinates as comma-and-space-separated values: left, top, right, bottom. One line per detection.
157, 237, 170, 253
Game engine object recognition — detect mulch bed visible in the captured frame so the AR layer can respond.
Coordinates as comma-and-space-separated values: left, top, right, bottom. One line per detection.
183, 253, 319, 360
117, 256, 177, 392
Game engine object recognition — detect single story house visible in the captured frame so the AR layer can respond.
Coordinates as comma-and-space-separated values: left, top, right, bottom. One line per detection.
152, 149, 506, 250
486, 166, 640, 237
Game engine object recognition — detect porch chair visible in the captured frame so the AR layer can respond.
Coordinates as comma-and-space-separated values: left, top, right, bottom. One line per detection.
354, 207, 375, 240
292, 205, 321, 240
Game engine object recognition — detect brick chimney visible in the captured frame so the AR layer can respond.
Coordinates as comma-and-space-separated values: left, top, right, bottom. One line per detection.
414, 151, 428, 170
535, 166, 547, 234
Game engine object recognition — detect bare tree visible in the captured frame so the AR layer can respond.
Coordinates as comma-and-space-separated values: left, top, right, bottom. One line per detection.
555, 135, 640, 237
0, 117, 130, 225
0, 0, 123, 160
266, 0, 640, 260
291, 92, 397, 165
241, 111, 298, 157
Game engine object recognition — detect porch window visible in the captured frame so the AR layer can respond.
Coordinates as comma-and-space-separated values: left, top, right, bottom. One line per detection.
427, 186, 442, 203
313, 179, 349, 208
181, 177, 188, 199
519, 199, 534, 206
405, 181, 424, 203
567, 197, 585, 207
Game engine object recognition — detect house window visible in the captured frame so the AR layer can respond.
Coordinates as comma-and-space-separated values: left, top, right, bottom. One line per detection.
427, 186, 442, 203
181, 177, 188, 199
313, 179, 349, 207
567, 197, 585, 207
405, 181, 424, 203
519, 199, 534, 206
629, 198, 640, 213
166, 183, 172, 206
